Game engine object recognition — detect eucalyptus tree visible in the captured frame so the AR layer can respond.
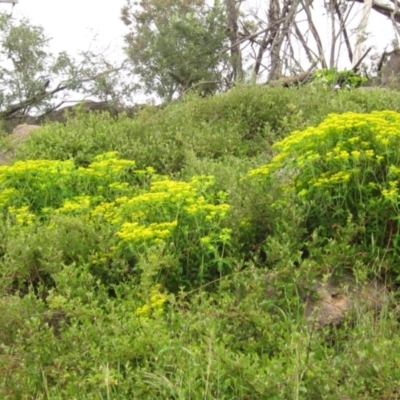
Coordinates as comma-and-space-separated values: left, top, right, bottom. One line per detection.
121, 0, 232, 101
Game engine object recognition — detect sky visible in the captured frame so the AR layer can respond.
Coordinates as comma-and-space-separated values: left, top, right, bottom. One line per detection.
0, 0, 128, 58
0, 0, 396, 70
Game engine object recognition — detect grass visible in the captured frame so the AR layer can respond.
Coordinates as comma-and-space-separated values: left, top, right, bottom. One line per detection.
1, 84, 400, 398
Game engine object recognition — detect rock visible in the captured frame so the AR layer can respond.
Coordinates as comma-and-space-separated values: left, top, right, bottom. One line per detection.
304, 273, 389, 327
0, 151, 11, 165
381, 50, 400, 87
38, 101, 146, 125
10, 124, 41, 145
264, 270, 389, 328
0, 124, 41, 165
305, 280, 351, 327
4, 101, 149, 132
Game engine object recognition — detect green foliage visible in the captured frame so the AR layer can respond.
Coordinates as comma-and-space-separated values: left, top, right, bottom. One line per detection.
0, 152, 232, 293
122, 0, 230, 100
313, 68, 368, 88
5, 86, 400, 398
1, 262, 399, 399
17, 85, 400, 176
14, 88, 291, 172
0, 12, 52, 115
0, 12, 133, 120
250, 110, 400, 274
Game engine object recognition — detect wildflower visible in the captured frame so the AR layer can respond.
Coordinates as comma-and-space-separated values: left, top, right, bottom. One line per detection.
136, 285, 167, 318
298, 189, 308, 197
365, 150, 375, 158
7, 205, 35, 226
348, 136, 360, 143
219, 228, 232, 243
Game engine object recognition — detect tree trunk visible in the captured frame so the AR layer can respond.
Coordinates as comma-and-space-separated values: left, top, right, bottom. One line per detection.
352, 0, 372, 68
224, 0, 243, 82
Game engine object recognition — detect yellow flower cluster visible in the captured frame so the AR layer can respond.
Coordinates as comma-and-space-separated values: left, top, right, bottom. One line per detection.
382, 181, 399, 202
0, 152, 231, 265
0, 188, 17, 208
249, 110, 400, 196
78, 156, 135, 179
113, 176, 230, 251
7, 205, 35, 226
311, 171, 351, 188
200, 227, 232, 251
185, 198, 230, 220
56, 195, 92, 214
189, 175, 216, 191
135, 284, 167, 318
0, 159, 75, 212
90, 201, 118, 223
117, 221, 178, 244
0, 159, 75, 176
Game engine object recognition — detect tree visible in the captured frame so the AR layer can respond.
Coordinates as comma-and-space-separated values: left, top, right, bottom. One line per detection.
0, 12, 131, 121
121, 0, 231, 101
122, 0, 400, 97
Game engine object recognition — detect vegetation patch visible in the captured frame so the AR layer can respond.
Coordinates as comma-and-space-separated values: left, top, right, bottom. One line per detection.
3, 87, 400, 398
0, 152, 232, 293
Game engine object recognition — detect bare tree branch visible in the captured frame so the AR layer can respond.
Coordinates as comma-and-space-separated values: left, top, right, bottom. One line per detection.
301, 0, 328, 68
329, 0, 337, 67
293, 21, 318, 63
352, 46, 372, 72
352, 0, 373, 68
333, 0, 353, 63
268, 0, 302, 80
225, 0, 243, 81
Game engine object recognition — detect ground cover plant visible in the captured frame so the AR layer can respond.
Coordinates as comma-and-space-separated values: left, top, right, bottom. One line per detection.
2, 85, 400, 398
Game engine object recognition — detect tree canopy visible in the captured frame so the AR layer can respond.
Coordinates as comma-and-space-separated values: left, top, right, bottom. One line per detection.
121, 0, 231, 101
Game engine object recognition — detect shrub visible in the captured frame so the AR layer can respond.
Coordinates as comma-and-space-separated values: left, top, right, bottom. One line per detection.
0, 152, 232, 293
249, 110, 400, 274
12, 85, 400, 180
312, 68, 368, 88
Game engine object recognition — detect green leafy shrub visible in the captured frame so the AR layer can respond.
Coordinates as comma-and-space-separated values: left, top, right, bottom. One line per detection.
313, 68, 368, 88
0, 152, 232, 293
250, 110, 400, 273
3, 261, 399, 399
12, 85, 400, 180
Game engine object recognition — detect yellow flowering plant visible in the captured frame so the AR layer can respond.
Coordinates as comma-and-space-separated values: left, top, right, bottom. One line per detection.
0, 152, 231, 291
135, 284, 168, 319
111, 175, 232, 289
0, 159, 76, 212
250, 110, 400, 270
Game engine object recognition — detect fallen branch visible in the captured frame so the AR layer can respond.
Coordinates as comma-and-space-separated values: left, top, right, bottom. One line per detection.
267, 60, 319, 87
